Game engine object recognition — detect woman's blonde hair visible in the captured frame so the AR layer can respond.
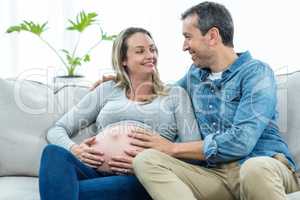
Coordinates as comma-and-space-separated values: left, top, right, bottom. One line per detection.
111, 27, 168, 99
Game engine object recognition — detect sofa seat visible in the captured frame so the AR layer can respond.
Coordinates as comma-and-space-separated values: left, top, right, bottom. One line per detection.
0, 177, 39, 200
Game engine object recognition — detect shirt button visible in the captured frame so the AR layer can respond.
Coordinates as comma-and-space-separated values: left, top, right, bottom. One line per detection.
212, 122, 216, 126
209, 105, 213, 109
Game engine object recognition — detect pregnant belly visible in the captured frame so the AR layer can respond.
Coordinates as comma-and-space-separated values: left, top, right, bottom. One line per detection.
91, 122, 151, 173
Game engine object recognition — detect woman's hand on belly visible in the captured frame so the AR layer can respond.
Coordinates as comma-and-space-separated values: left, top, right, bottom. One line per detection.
71, 136, 105, 168
91, 124, 146, 174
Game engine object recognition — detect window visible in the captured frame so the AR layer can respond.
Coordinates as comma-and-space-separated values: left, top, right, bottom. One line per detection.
0, 0, 299, 83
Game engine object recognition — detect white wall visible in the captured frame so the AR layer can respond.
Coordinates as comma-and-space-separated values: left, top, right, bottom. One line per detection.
0, 0, 299, 83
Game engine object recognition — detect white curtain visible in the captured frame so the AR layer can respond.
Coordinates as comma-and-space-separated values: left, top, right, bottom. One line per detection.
0, 0, 299, 83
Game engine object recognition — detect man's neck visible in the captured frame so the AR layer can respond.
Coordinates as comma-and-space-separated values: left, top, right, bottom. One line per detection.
210, 47, 238, 73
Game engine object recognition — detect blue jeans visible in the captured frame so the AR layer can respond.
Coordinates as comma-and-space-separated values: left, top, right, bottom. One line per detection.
39, 144, 152, 200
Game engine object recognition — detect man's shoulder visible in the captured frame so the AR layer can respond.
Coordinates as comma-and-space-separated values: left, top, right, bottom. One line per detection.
242, 55, 272, 70
237, 58, 274, 80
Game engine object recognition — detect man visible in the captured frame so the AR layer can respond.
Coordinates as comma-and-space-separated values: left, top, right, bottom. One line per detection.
129, 1, 300, 199
92, 2, 299, 199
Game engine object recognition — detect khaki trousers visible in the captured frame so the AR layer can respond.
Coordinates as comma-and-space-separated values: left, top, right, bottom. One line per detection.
133, 149, 300, 200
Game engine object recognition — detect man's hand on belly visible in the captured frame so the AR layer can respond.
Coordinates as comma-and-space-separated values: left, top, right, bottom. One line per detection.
128, 129, 176, 156
108, 148, 143, 174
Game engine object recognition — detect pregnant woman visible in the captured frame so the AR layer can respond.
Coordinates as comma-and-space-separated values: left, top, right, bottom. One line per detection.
39, 27, 201, 200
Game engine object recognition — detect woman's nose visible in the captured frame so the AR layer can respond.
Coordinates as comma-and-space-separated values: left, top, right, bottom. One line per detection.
146, 50, 155, 58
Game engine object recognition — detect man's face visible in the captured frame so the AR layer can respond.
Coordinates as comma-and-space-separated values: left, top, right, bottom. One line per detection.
182, 14, 212, 67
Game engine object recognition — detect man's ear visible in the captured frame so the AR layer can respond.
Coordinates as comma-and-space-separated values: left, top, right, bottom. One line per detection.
207, 27, 220, 46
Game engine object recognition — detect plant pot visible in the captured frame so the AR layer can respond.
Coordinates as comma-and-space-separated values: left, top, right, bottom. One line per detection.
53, 75, 86, 91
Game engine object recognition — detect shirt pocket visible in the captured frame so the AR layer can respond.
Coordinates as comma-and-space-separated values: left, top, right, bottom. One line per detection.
222, 89, 240, 102
220, 89, 240, 120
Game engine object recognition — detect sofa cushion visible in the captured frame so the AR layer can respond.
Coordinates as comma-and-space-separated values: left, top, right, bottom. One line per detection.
0, 79, 90, 177
287, 191, 300, 200
277, 71, 300, 171
0, 176, 40, 200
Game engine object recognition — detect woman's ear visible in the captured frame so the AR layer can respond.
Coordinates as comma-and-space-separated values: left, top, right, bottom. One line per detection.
122, 60, 127, 67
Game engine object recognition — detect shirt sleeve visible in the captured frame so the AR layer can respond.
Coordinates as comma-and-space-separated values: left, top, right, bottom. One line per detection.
47, 81, 114, 150
171, 86, 202, 142
203, 64, 277, 164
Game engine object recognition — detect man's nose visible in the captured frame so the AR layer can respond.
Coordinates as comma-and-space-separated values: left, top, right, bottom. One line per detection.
182, 41, 189, 51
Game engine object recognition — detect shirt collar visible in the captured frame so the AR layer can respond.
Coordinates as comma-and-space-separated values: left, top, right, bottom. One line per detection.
193, 51, 252, 81
225, 51, 252, 73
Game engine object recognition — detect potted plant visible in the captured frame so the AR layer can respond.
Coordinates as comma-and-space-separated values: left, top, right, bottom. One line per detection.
6, 11, 116, 85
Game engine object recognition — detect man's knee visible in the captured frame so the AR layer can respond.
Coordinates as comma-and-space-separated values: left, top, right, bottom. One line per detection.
240, 157, 275, 188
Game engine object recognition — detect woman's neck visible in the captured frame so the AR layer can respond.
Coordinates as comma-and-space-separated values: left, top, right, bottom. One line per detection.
127, 76, 154, 101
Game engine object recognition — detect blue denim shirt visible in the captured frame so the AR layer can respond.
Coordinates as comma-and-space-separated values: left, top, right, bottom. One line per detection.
177, 51, 297, 171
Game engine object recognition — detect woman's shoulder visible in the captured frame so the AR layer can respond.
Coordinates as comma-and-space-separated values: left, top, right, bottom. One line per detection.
94, 80, 119, 93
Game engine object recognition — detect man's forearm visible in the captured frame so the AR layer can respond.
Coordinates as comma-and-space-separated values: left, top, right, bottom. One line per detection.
171, 141, 205, 160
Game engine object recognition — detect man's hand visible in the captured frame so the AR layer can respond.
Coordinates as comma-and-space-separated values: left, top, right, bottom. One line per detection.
71, 136, 105, 168
108, 149, 142, 175
90, 75, 116, 91
128, 129, 176, 156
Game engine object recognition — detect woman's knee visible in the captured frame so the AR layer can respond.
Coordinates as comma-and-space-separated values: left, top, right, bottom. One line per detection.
41, 144, 70, 163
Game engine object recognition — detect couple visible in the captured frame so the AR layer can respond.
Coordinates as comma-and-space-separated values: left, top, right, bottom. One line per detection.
39, 2, 300, 200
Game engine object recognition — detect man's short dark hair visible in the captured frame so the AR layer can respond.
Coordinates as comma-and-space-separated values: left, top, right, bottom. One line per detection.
181, 1, 234, 47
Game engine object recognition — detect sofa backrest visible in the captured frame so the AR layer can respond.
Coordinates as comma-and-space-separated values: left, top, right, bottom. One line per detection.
0, 72, 299, 177
277, 71, 300, 171
0, 79, 91, 177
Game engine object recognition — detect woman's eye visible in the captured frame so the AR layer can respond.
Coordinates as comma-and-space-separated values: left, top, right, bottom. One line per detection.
136, 50, 144, 54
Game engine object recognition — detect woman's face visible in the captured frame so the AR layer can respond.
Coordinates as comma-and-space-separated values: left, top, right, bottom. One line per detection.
122, 32, 158, 78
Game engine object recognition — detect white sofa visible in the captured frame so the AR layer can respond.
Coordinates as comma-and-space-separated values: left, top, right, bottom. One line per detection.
0, 71, 300, 200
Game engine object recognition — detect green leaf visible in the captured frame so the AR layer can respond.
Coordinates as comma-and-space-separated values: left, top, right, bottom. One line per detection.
102, 33, 117, 41
61, 49, 70, 55
64, 53, 81, 66
83, 54, 90, 62
73, 57, 81, 66
67, 11, 98, 33
6, 20, 48, 36
6, 26, 22, 33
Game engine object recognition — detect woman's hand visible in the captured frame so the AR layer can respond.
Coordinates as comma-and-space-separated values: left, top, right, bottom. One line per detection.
108, 149, 143, 175
71, 136, 105, 168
